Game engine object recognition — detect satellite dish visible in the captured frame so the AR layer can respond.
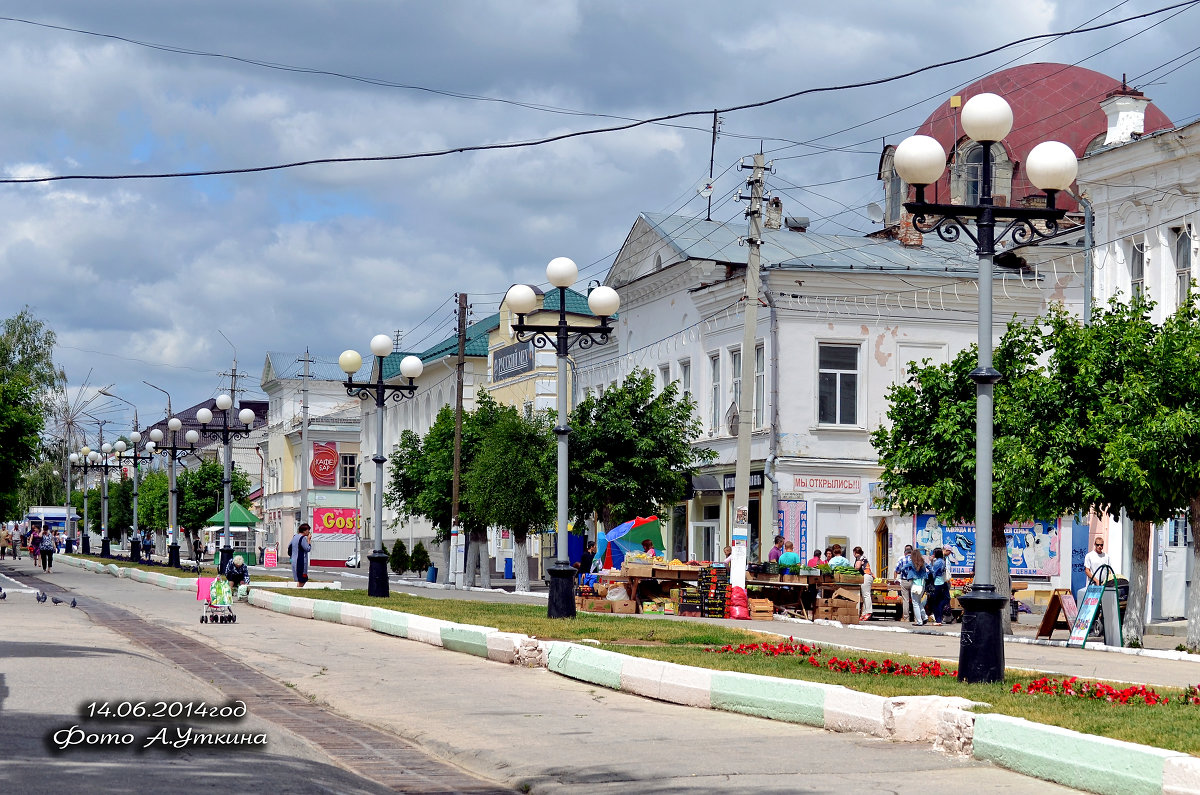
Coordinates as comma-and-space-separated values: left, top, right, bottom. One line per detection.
698, 182, 714, 198
866, 202, 885, 224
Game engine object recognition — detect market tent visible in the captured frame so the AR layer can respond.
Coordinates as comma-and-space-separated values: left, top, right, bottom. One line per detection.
597, 516, 663, 570
204, 503, 259, 526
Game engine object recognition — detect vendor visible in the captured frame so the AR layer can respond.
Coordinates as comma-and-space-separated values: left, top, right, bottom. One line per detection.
806, 548, 824, 568
641, 538, 657, 557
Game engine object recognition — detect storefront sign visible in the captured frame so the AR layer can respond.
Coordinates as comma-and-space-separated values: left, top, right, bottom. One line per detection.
313, 507, 359, 534
778, 499, 808, 560
793, 474, 861, 492
722, 471, 764, 492
264, 548, 278, 568
914, 514, 1061, 576
310, 442, 338, 487
492, 341, 535, 382
1069, 584, 1103, 646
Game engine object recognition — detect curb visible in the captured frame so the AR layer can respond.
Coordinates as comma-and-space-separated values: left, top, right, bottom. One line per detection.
61, 555, 1200, 794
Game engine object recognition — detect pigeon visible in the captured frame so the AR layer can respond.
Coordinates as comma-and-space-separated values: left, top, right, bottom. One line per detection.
0, 589, 6, 600
35, 591, 47, 603
51, 596, 64, 605
70, 598, 77, 608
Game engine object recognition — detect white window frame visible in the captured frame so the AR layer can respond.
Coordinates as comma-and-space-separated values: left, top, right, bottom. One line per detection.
817, 342, 860, 426
709, 353, 720, 434
339, 453, 357, 490
679, 359, 691, 398
754, 344, 765, 428
1175, 226, 1192, 308
1129, 238, 1146, 299
730, 347, 742, 409
659, 364, 671, 394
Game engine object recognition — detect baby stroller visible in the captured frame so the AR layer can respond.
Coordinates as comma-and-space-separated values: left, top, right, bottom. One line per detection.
197, 576, 237, 624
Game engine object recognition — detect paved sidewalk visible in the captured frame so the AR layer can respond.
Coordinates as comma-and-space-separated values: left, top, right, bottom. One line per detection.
2, 560, 1078, 794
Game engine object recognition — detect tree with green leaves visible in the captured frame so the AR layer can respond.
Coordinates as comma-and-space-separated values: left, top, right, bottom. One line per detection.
410, 541, 431, 575
872, 320, 1068, 634
136, 471, 170, 531
177, 459, 251, 535
0, 307, 62, 520
465, 403, 555, 591
567, 369, 714, 531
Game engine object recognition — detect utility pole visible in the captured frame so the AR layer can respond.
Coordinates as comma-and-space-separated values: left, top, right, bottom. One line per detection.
731, 152, 766, 588
707, 110, 720, 221
451, 292, 468, 584
299, 349, 312, 533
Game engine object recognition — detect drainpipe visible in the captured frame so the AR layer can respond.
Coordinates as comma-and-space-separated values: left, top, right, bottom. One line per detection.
1068, 189, 1094, 325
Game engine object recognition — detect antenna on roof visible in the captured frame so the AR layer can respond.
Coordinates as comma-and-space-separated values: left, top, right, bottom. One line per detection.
392, 329, 403, 352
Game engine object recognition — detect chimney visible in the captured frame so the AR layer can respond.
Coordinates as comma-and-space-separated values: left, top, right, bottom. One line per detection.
784, 216, 809, 233
1099, 75, 1150, 146
765, 197, 783, 230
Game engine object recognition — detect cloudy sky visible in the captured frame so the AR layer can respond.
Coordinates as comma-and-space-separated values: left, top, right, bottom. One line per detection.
3, 0, 1197, 435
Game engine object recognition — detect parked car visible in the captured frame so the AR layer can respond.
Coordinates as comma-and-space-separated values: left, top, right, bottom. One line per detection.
346, 550, 361, 568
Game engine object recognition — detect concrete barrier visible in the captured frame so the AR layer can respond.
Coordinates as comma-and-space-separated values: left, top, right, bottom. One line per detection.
546, 642, 624, 690
710, 670, 829, 727
973, 713, 1184, 795
619, 655, 712, 708
312, 600, 344, 623
440, 625, 495, 658
1164, 756, 1200, 795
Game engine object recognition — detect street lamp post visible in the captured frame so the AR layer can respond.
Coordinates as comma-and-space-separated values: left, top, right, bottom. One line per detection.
114, 435, 156, 562
96, 443, 119, 557
151, 419, 200, 568
893, 92, 1078, 683
80, 446, 95, 554
197, 396, 256, 572
66, 453, 77, 553
339, 336, 423, 598
506, 258, 620, 619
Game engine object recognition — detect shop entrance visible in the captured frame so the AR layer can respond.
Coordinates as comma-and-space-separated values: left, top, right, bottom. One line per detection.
874, 518, 890, 578
689, 522, 720, 563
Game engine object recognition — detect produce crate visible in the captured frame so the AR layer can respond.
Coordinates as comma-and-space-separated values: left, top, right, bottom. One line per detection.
611, 599, 637, 614
582, 599, 612, 613
623, 564, 654, 578
834, 572, 864, 584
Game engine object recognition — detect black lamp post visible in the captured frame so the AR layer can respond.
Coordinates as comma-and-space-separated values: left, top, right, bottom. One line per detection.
505, 258, 621, 619
114, 434, 157, 563
78, 446, 96, 554
339, 337, 423, 598
151, 419, 200, 568
893, 92, 1078, 683
95, 443, 121, 558
197, 396, 256, 572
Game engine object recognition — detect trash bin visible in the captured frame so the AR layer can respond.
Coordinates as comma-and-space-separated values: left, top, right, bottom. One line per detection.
426, 566, 438, 582
504, 557, 513, 579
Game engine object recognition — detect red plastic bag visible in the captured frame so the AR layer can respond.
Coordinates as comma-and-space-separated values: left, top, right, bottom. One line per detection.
728, 586, 748, 607
728, 605, 750, 620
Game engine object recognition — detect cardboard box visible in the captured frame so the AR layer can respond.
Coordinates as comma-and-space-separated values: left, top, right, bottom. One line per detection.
642, 601, 664, 614
623, 564, 654, 578
831, 587, 863, 602
611, 599, 637, 614
583, 599, 612, 613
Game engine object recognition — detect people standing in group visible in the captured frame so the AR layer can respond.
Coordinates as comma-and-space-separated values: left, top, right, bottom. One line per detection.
852, 546, 874, 622
927, 547, 951, 625
894, 544, 916, 623
777, 540, 801, 568
827, 544, 851, 568
38, 528, 56, 573
768, 535, 785, 563
290, 523, 312, 587
823, 548, 834, 564
908, 548, 929, 626
806, 548, 824, 568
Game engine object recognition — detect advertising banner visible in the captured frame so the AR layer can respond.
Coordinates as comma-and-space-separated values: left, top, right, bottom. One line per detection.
914, 514, 1061, 576
264, 548, 278, 568
313, 507, 359, 534
492, 341, 535, 382
778, 499, 808, 560
310, 442, 338, 487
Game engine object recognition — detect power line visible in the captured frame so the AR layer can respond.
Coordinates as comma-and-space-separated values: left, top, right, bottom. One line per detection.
1, 3, 1193, 185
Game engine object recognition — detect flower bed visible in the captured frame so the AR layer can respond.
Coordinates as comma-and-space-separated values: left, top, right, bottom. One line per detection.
1011, 675, 1200, 707
705, 639, 957, 678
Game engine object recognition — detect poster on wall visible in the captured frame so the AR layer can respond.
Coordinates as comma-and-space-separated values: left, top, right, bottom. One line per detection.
914, 514, 1061, 576
778, 499, 808, 560
313, 507, 359, 534
310, 442, 338, 487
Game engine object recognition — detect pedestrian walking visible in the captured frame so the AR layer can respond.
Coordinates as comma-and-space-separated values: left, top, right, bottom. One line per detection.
852, 546, 874, 621
28, 525, 41, 564
928, 547, 951, 625
0, 523, 10, 560
909, 548, 929, 626
39, 529, 55, 573
290, 524, 311, 587
893, 544, 915, 622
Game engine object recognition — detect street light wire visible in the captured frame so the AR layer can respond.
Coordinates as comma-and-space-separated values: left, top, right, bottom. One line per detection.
0, 2, 1194, 185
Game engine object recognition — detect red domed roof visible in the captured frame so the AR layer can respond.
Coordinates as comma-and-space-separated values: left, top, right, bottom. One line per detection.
911, 63, 1173, 208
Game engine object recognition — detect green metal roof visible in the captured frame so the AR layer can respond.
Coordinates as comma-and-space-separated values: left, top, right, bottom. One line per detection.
204, 502, 259, 526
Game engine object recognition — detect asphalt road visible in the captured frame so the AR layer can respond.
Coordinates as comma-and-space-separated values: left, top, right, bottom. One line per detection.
0, 559, 1082, 794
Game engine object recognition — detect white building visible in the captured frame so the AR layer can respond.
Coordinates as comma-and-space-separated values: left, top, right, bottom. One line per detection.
576, 210, 1063, 581
1075, 99, 1200, 621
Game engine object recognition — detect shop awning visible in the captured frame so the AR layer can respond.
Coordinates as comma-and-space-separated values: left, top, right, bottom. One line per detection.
689, 474, 723, 496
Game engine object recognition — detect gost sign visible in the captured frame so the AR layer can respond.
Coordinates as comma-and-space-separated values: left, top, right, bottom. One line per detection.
313, 507, 360, 534
492, 341, 535, 382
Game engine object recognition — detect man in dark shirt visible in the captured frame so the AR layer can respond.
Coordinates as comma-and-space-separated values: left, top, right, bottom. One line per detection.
576, 540, 597, 577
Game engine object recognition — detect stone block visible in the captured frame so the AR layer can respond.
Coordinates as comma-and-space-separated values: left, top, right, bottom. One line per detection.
312, 600, 343, 623
406, 615, 446, 646
710, 670, 827, 726
823, 688, 889, 737
886, 696, 979, 743
1164, 756, 1200, 795
546, 643, 623, 690
369, 609, 408, 638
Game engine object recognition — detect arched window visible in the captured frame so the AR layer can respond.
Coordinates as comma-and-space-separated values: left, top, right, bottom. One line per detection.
952, 141, 1012, 207
877, 145, 906, 226
654, 253, 663, 272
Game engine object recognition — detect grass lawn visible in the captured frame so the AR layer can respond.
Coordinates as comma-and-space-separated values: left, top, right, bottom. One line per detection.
70, 553, 291, 582
270, 587, 1200, 755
